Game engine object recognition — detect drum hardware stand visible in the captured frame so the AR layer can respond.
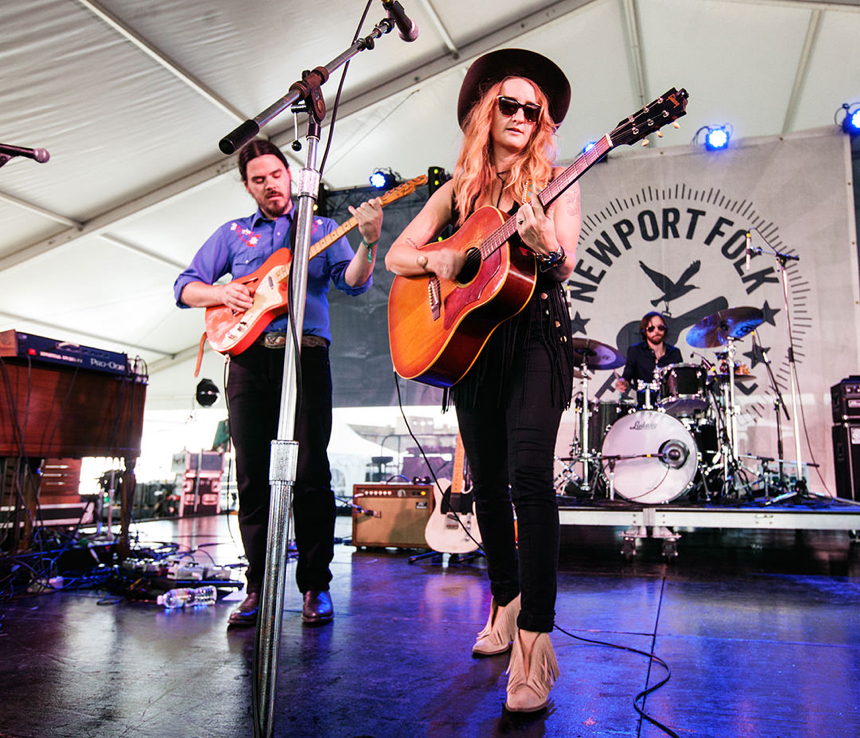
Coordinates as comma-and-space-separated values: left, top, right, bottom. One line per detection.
714, 337, 760, 500
750, 329, 792, 499
563, 363, 605, 498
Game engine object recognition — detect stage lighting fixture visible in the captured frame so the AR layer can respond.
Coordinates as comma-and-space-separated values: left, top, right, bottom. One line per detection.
196, 378, 219, 407
313, 182, 329, 217
704, 126, 730, 151
427, 166, 451, 196
369, 168, 399, 189
838, 103, 860, 135
693, 124, 732, 151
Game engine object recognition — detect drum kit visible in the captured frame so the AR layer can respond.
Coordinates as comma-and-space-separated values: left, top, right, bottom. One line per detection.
557, 306, 765, 505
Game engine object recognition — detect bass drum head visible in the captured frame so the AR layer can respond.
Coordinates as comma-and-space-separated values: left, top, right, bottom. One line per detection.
601, 410, 698, 504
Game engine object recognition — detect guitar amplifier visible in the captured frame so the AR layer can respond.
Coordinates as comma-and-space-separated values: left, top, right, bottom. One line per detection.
351, 484, 431, 549
831, 379, 860, 423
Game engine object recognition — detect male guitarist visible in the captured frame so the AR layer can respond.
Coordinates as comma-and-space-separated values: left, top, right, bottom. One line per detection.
384, 50, 580, 713
174, 139, 382, 629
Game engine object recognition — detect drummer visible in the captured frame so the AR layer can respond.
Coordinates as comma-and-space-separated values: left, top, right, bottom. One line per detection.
614, 311, 682, 401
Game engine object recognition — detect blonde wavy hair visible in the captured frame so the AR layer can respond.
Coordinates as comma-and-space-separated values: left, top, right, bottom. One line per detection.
453, 77, 558, 226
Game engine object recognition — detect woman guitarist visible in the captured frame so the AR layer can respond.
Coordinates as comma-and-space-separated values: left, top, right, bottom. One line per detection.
385, 49, 580, 713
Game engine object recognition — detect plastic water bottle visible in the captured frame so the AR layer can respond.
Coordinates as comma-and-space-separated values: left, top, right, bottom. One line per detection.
157, 586, 218, 608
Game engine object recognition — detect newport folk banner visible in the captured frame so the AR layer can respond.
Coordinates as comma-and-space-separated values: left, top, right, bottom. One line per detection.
561, 126, 859, 495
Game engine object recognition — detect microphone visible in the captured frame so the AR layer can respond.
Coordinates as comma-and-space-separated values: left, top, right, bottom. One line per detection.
0, 143, 50, 163
744, 231, 751, 272
381, 0, 419, 42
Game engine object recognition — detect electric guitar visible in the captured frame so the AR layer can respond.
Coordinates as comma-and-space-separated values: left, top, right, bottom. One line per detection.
388, 88, 689, 387
205, 174, 427, 356
423, 434, 482, 555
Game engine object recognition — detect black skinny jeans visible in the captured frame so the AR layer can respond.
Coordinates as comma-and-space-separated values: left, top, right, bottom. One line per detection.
226, 343, 336, 594
455, 337, 563, 634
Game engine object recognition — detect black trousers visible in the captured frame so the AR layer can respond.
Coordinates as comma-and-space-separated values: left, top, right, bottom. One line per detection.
455, 337, 562, 634
226, 343, 335, 594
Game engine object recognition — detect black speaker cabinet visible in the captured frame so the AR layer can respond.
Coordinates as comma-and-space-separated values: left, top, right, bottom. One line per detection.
831, 379, 860, 423
832, 423, 860, 501
351, 484, 431, 549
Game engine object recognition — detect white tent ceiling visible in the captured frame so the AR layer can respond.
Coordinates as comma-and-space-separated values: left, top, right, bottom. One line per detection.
1, 0, 859, 411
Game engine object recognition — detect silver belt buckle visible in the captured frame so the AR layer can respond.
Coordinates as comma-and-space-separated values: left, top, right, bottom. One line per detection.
261, 332, 286, 349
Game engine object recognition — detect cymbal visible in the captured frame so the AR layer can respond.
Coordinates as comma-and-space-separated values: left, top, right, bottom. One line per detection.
711, 373, 756, 382
686, 307, 764, 348
570, 337, 625, 370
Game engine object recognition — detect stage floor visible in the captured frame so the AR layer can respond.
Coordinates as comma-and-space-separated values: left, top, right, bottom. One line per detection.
2, 512, 860, 737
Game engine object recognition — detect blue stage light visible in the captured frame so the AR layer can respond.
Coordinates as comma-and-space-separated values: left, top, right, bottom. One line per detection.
704, 126, 730, 151
841, 104, 860, 135
369, 168, 398, 189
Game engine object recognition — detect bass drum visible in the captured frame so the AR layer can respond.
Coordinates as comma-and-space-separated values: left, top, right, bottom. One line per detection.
601, 410, 698, 504
588, 399, 635, 454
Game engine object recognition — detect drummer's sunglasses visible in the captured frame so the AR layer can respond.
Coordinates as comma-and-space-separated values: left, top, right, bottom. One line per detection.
496, 96, 542, 123
646, 324, 666, 332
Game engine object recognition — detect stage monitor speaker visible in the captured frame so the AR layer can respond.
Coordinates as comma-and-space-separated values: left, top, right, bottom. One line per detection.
832, 423, 860, 501
351, 483, 431, 549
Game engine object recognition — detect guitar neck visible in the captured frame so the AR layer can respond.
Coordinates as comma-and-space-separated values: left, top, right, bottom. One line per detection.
450, 433, 466, 497
480, 134, 615, 260
271, 174, 428, 285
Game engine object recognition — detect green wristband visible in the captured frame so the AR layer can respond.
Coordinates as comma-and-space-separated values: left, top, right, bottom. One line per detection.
362, 238, 379, 264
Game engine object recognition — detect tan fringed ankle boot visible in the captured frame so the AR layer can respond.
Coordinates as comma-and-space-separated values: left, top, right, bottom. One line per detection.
472, 593, 521, 656
504, 629, 559, 713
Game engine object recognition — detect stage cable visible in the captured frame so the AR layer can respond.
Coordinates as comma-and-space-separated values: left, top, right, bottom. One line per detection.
318, 0, 373, 177
554, 575, 680, 738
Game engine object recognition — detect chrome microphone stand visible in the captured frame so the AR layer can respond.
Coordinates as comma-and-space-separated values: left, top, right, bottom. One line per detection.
217, 16, 404, 738
748, 235, 828, 504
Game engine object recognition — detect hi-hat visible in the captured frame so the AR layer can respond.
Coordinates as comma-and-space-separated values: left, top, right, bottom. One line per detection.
686, 307, 764, 348
571, 337, 625, 369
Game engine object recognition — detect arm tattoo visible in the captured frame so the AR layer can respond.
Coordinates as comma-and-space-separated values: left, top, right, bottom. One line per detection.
565, 185, 580, 218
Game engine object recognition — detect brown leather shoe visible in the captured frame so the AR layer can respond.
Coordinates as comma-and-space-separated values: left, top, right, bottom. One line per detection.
227, 591, 259, 628
302, 590, 333, 626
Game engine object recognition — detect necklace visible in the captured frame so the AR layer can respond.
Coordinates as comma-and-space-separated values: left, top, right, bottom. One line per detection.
495, 170, 509, 208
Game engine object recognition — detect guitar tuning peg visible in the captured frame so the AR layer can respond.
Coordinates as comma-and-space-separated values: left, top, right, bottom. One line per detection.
656, 130, 664, 138
641, 139, 650, 146
672, 121, 681, 129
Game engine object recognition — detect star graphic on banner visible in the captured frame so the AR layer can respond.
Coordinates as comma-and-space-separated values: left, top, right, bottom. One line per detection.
744, 345, 769, 369
570, 312, 590, 335
760, 300, 780, 326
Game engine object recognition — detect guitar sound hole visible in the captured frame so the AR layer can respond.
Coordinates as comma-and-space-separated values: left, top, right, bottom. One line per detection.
455, 248, 482, 284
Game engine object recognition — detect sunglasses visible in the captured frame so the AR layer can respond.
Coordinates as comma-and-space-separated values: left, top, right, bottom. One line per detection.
496, 96, 542, 123
646, 324, 667, 333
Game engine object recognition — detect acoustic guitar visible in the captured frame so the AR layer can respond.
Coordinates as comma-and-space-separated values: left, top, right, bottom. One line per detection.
205, 174, 427, 356
423, 433, 482, 555
388, 89, 688, 387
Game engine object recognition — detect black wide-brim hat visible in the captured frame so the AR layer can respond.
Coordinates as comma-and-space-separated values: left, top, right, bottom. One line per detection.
457, 48, 571, 129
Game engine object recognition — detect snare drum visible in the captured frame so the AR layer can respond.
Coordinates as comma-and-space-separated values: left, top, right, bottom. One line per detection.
601, 410, 698, 504
658, 363, 708, 417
